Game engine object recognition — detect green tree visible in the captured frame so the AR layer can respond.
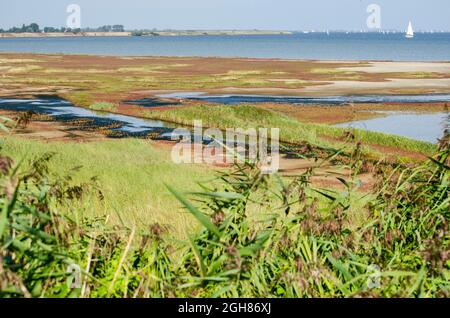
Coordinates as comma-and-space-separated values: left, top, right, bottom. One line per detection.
112, 25, 125, 32
28, 23, 40, 32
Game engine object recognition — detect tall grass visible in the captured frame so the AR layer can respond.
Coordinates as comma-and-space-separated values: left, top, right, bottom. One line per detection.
1, 131, 448, 297
0, 137, 213, 238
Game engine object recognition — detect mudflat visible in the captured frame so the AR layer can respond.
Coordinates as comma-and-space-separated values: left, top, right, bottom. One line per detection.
1, 53, 450, 102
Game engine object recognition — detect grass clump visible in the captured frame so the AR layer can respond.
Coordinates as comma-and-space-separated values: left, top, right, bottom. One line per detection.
310, 68, 357, 75
145, 104, 437, 155
6, 65, 43, 74
0, 153, 101, 297
0, 137, 213, 237
89, 102, 117, 112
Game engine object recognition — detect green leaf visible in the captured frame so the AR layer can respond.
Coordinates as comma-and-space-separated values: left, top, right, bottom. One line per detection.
327, 254, 353, 282
312, 188, 337, 201
336, 177, 349, 187
189, 191, 245, 200
239, 232, 271, 256
276, 286, 285, 295
166, 184, 221, 238
188, 235, 206, 278
11, 223, 56, 242
0, 203, 8, 240
428, 156, 450, 170
0, 181, 20, 240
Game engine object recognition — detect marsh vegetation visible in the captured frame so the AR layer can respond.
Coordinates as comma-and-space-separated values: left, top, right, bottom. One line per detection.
0, 53, 449, 298
1, 114, 448, 297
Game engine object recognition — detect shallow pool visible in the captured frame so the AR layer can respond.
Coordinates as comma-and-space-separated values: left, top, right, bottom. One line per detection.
157, 92, 450, 105
336, 112, 449, 143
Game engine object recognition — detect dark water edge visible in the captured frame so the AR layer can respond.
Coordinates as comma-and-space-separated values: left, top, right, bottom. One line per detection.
158, 92, 450, 105
0, 96, 177, 139
0, 96, 448, 144
1, 33, 450, 61
123, 98, 181, 108
0, 96, 288, 152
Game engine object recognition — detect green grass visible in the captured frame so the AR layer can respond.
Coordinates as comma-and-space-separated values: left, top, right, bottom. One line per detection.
310, 68, 358, 75
0, 137, 213, 238
1, 136, 448, 297
5, 65, 43, 73
89, 102, 117, 112
144, 104, 437, 156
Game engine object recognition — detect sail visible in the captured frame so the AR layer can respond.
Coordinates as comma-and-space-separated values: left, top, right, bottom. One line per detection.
406, 21, 414, 38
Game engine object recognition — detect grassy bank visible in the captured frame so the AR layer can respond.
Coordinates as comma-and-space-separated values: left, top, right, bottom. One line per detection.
0, 137, 213, 238
145, 104, 437, 157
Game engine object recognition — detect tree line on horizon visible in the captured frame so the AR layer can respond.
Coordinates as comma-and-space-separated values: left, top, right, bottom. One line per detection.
0, 23, 203, 36
0, 23, 126, 33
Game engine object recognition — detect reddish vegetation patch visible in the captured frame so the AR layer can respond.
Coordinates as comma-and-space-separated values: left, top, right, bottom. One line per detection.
3, 53, 449, 106
257, 102, 449, 124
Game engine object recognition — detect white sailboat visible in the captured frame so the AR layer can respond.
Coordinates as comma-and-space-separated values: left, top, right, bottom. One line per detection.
405, 21, 414, 38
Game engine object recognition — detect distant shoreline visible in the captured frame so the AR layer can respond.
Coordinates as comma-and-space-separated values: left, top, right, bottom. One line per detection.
0, 30, 292, 38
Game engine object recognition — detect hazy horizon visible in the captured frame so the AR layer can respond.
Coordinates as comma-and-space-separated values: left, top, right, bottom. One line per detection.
1, 0, 450, 31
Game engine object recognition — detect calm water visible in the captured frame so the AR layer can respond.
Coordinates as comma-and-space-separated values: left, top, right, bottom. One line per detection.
158, 92, 450, 105
1, 33, 450, 61
1, 97, 448, 143
162, 92, 450, 143
336, 112, 449, 143
0, 97, 173, 136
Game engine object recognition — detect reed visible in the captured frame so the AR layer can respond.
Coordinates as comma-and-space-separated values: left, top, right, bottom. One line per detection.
1, 131, 448, 297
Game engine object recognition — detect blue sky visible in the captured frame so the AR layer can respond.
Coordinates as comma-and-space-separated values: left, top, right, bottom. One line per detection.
1, 0, 449, 30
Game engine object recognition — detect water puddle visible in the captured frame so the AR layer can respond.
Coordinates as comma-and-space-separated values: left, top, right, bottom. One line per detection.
0, 97, 266, 152
1, 96, 448, 144
336, 112, 449, 143
157, 92, 450, 143
0, 96, 176, 138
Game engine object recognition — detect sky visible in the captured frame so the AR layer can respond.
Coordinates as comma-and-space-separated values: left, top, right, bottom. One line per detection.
1, 0, 449, 31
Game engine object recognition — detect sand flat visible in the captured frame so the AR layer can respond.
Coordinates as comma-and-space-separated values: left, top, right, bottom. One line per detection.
339, 61, 450, 73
